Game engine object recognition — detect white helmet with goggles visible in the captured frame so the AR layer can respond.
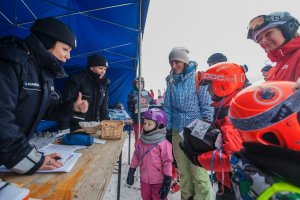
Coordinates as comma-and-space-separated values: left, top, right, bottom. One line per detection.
247, 11, 299, 43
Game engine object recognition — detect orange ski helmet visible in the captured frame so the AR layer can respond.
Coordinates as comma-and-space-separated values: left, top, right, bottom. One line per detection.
201, 62, 246, 97
229, 81, 300, 150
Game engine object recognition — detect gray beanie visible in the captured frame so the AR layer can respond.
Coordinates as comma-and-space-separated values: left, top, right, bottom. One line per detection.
169, 47, 190, 64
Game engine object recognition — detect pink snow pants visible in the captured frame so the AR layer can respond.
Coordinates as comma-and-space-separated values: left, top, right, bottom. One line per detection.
140, 181, 168, 200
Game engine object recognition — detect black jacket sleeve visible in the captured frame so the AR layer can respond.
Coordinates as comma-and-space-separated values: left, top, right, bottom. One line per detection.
57, 77, 82, 129
0, 61, 44, 174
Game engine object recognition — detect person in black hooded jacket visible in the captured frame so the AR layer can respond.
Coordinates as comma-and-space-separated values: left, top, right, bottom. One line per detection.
59, 53, 110, 132
0, 17, 88, 175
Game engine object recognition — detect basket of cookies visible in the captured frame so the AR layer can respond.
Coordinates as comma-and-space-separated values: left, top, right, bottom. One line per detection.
79, 121, 101, 134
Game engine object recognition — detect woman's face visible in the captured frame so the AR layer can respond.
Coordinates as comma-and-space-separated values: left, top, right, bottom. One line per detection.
170, 60, 185, 74
48, 41, 72, 62
143, 119, 157, 132
257, 27, 286, 52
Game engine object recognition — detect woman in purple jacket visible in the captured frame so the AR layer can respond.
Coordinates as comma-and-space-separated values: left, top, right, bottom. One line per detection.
127, 108, 173, 200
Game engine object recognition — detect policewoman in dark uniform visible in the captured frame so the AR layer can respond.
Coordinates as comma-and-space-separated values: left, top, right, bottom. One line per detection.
0, 17, 88, 174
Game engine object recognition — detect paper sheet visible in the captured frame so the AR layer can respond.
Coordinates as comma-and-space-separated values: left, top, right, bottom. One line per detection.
0, 152, 81, 173
93, 138, 106, 144
39, 143, 87, 152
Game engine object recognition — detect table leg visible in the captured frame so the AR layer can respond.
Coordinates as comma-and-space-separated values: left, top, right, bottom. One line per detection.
117, 151, 122, 200
128, 124, 132, 165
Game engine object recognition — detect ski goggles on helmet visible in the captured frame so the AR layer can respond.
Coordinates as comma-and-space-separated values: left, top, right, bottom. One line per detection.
247, 13, 289, 42
230, 88, 300, 131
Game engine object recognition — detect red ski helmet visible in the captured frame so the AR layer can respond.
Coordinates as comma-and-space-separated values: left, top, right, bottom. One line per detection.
229, 81, 300, 150
201, 62, 246, 97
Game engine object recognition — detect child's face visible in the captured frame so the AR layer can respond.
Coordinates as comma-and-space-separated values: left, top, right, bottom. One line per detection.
143, 119, 157, 132
90, 66, 107, 78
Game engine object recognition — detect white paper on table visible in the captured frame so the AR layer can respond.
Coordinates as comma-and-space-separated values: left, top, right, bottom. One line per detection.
0, 181, 30, 200
93, 138, 106, 144
0, 152, 81, 173
39, 143, 87, 152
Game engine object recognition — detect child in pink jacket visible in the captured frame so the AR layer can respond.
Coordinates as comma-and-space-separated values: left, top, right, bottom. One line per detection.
127, 108, 173, 200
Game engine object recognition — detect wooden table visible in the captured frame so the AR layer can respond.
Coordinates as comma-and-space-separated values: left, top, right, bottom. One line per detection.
0, 132, 126, 200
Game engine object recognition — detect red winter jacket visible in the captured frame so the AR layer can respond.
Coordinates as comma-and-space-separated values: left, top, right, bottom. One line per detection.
266, 36, 300, 81
197, 116, 242, 189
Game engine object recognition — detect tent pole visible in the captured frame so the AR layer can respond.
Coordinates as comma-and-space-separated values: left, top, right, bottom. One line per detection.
137, 0, 143, 140
134, 0, 143, 186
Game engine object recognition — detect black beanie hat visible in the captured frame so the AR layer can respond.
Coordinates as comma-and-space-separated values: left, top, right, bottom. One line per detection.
87, 54, 108, 68
30, 17, 76, 49
207, 53, 227, 65
33, 32, 56, 49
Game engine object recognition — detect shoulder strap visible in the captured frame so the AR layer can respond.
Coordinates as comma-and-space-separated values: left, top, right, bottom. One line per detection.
169, 79, 173, 97
195, 71, 203, 94
138, 142, 160, 162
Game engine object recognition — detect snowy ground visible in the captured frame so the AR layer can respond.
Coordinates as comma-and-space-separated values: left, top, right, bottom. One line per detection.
103, 133, 216, 200
103, 133, 181, 200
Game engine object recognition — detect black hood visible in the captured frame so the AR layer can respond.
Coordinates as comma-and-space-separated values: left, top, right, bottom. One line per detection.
25, 34, 68, 79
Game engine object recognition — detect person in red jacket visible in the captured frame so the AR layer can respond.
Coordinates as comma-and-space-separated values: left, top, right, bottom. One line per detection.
180, 62, 248, 200
247, 11, 300, 81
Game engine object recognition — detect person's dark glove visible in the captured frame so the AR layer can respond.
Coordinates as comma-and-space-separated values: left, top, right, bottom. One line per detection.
166, 128, 172, 144
179, 140, 201, 166
159, 175, 172, 199
126, 167, 136, 186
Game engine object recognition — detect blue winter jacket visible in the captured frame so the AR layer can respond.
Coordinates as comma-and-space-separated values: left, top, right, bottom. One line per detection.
164, 64, 214, 131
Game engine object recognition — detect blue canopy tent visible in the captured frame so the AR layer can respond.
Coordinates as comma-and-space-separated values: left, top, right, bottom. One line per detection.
0, 0, 150, 132
0, 0, 150, 108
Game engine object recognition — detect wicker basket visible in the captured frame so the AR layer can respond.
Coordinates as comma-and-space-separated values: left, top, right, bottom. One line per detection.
100, 120, 124, 140
79, 121, 101, 134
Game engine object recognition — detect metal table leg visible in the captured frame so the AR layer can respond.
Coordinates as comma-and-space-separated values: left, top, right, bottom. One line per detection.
117, 151, 122, 200
128, 125, 131, 165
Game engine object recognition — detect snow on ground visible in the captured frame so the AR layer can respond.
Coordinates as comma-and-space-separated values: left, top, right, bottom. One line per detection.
104, 132, 216, 200
103, 133, 181, 200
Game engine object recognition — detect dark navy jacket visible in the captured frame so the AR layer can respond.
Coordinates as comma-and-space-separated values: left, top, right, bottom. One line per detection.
0, 35, 72, 174
59, 69, 110, 131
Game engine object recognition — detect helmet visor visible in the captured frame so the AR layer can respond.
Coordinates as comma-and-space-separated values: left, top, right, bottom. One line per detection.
248, 15, 266, 31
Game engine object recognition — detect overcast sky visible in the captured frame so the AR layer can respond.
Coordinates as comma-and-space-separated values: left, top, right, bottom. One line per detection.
141, 0, 300, 97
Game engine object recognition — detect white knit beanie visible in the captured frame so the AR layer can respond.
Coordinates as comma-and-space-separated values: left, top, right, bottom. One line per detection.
168, 47, 190, 64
